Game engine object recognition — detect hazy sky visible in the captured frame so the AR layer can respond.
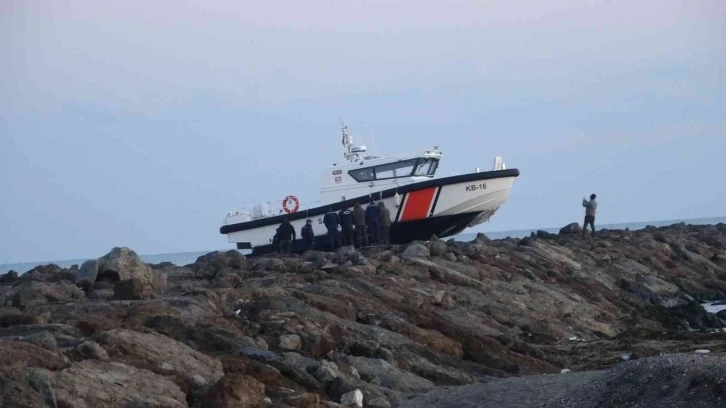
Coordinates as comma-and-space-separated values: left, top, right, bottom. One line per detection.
1, 0, 724, 263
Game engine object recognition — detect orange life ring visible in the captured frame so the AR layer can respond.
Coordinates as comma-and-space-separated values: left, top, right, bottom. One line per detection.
282, 195, 300, 214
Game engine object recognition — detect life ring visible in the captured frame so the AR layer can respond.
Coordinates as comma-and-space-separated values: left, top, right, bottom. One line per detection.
282, 196, 300, 214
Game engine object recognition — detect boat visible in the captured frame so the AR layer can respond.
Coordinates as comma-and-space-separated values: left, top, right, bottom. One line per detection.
219, 123, 519, 256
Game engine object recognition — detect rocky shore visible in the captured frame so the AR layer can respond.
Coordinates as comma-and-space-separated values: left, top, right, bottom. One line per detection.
2, 222, 726, 407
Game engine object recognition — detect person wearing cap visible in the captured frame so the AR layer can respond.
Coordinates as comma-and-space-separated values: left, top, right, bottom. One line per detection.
301, 219, 315, 251
582, 193, 598, 239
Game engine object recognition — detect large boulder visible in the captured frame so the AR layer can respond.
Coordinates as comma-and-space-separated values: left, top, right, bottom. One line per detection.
97, 247, 153, 287
75, 260, 99, 290
94, 329, 224, 392
401, 244, 430, 259
427, 236, 448, 257
113, 278, 153, 300
199, 374, 265, 408
559, 223, 582, 235
20, 264, 76, 283
191, 250, 247, 279
5, 281, 85, 309
0, 271, 19, 284
51, 360, 188, 408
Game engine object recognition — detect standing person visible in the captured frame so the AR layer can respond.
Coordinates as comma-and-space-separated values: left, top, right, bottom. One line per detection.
338, 207, 355, 247
323, 206, 342, 250
582, 194, 598, 239
277, 218, 296, 255
365, 199, 381, 245
352, 202, 368, 247
379, 201, 391, 245
272, 228, 280, 253
301, 219, 315, 251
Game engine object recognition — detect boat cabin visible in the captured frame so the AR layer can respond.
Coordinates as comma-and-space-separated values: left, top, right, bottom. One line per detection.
319, 150, 441, 205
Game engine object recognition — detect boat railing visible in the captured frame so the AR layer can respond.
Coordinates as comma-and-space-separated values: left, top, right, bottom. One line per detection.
226, 197, 323, 221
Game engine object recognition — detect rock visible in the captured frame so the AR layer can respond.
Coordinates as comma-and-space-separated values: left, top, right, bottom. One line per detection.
191, 250, 247, 279
473, 232, 491, 244
97, 247, 153, 287
309, 362, 342, 383
281, 392, 321, 408
0, 270, 19, 284
536, 230, 555, 238
6, 281, 85, 309
200, 374, 265, 408
75, 259, 99, 290
113, 278, 153, 300
71, 340, 109, 361
427, 236, 448, 257
51, 360, 188, 408
559, 223, 582, 235
94, 328, 224, 392
443, 252, 457, 262
340, 389, 363, 408
25, 368, 58, 408
20, 264, 76, 283
279, 334, 302, 351
0, 369, 50, 407
152, 271, 168, 294
561, 368, 571, 373
401, 244, 430, 259
344, 356, 434, 392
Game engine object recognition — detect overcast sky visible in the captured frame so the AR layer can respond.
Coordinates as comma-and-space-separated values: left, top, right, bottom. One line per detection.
1, 0, 724, 263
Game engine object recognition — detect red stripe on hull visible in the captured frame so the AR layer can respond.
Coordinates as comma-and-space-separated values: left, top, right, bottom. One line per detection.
400, 187, 437, 221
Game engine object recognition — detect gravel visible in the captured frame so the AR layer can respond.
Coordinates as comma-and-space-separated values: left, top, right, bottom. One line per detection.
398, 355, 726, 408
547, 354, 726, 408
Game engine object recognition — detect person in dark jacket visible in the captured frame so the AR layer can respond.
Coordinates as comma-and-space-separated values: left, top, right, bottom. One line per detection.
323, 206, 342, 250
378, 201, 392, 245
338, 208, 355, 247
365, 200, 381, 245
276, 218, 296, 255
352, 203, 367, 247
301, 219, 315, 251
272, 229, 280, 253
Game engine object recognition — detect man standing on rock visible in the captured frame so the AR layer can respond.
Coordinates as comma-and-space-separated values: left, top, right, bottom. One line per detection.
379, 200, 391, 245
276, 218, 296, 254
366, 199, 381, 245
582, 194, 597, 239
353, 202, 368, 248
338, 207, 355, 247
301, 219, 315, 251
323, 206, 342, 250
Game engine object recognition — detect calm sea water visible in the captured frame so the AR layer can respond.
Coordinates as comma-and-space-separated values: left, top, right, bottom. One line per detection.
2, 216, 724, 275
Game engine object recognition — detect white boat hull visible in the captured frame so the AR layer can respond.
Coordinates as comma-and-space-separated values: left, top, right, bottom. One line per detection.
220, 169, 519, 255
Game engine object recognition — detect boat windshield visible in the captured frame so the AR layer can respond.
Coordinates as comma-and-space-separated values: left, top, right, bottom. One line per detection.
414, 158, 439, 176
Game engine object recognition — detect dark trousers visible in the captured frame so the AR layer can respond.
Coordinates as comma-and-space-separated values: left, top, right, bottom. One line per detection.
582, 215, 595, 237
355, 226, 368, 247
368, 222, 380, 245
280, 240, 292, 254
380, 225, 390, 245
341, 227, 354, 246
327, 228, 342, 250
303, 238, 314, 251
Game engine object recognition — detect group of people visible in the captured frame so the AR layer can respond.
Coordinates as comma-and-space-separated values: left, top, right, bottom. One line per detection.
272, 199, 393, 254
322, 199, 392, 250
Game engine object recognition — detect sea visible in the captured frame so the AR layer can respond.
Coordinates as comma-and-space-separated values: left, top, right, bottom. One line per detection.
2, 216, 724, 275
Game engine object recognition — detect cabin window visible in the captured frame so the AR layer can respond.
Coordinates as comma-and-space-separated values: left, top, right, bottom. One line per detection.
348, 167, 375, 182
414, 158, 439, 176
347, 159, 418, 182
